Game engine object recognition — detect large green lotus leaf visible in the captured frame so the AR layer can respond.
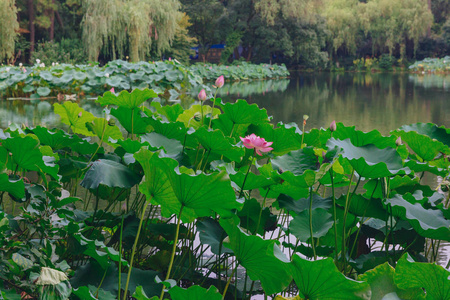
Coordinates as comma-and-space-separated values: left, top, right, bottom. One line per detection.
276, 193, 331, 215
150, 102, 183, 122
135, 149, 241, 222
169, 285, 222, 300
272, 147, 318, 175
145, 116, 189, 143
219, 99, 269, 125
2, 136, 58, 178
289, 208, 334, 242
85, 118, 123, 146
177, 104, 221, 130
36, 86, 51, 97
26, 127, 73, 150
404, 159, 447, 177
290, 255, 371, 300
238, 198, 276, 235
73, 286, 115, 300
212, 113, 249, 140
193, 127, 244, 161
110, 107, 151, 134
277, 162, 333, 190
303, 127, 331, 148
230, 172, 275, 190
135, 149, 178, 218
358, 262, 425, 300
97, 88, 157, 109
220, 218, 293, 295
394, 123, 450, 161
80, 159, 141, 189
394, 254, 450, 300
333, 123, 397, 149
197, 217, 233, 255
0, 173, 25, 199
327, 138, 409, 178
384, 193, 450, 241
70, 136, 103, 155
336, 194, 387, 221
141, 132, 183, 156
54, 102, 96, 136
249, 123, 302, 155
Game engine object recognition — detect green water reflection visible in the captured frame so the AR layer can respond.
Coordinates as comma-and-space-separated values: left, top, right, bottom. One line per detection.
220, 72, 450, 134
1, 73, 449, 133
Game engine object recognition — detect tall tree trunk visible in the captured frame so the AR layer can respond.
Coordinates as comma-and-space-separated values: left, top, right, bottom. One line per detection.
28, 0, 35, 57
49, 0, 55, 41
427, 0, 432, 37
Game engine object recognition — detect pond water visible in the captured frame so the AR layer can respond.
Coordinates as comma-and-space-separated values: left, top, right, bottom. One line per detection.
1, 72, 449, 132
219, 72, 450, 134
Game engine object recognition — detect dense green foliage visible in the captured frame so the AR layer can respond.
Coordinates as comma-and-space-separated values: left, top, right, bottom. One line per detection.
0, 86, 449, 299
1, 0, 449, 67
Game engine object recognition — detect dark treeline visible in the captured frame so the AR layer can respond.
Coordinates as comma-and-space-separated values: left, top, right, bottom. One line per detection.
1, 0, 449, 68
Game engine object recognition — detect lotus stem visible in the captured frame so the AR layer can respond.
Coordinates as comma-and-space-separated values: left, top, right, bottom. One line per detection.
159, 204, 184, 300
118, 214, 124, 300
239, 151, 256, 198
222, 261, 238, 300
123, 202, 149, 300
208, 89, 219, 129
309, 186, 317, 260
254, 188, 270, 235
341, 169, 355, 270
329, 169, 339, 263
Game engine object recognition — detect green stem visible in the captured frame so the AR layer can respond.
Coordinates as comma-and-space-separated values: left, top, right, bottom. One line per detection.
208, 90, 218, 129
309, 186, 317, 260
118, 214, 124, 300
123, 201, 150, 300
239, 151, 256, 198
222, 262, 238, 300
200, 102, 204, 126
329, 169, 338, 263
254, 188, 270, 235
341, 169, 355, 269
159, 205, 184, 300
131, 108, 134, 140
95, 267, 109, 298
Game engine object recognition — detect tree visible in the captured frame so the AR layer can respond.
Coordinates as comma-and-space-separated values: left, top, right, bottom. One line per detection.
81, 0, 180, 62
180, 0, 225, 61
0, 0, 19, 62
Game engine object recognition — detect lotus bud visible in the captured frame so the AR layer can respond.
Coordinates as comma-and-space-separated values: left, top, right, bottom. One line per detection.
40, 63, 45, 68
215, 75, 225, 88
330, 120, 337, 132
194, 112, 202, 122
19, 63, 23, 67
198, 89, 207, 101
110, 87, 115, 93
169, 57, 172, 61
36, 59, 40, 64
78, 112, 82, 118
23, 68, 26, 73
395, 136, 402, 146
303, 114, 309, 126
52, 62, 55, 66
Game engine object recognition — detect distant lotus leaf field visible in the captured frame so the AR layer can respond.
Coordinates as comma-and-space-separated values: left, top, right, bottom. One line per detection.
0, 60, 289, 100
0, 67, 449, 299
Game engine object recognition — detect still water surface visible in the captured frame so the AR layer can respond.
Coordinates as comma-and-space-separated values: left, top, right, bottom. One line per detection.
1, 72, 449, 132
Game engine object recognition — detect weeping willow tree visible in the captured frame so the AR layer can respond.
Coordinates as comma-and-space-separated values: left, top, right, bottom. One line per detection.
81, 0, 180, 62
358, 0, 433, 57
321, 0, 360, 54
0, 0, 19, 62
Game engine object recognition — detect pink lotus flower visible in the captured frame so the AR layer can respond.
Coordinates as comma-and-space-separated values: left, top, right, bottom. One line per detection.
215, 75, 224, 88
240, 134, 273, 156
330, 120, 336, 132
198, 89, 207, 101
110, 88, 115, 93
169, 57, 172, 61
